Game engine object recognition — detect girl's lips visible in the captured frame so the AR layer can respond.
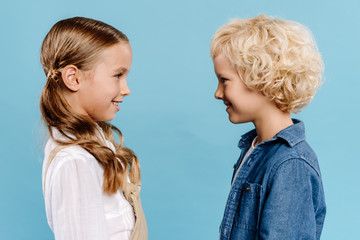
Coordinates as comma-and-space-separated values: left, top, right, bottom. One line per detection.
112, 101, 120, 111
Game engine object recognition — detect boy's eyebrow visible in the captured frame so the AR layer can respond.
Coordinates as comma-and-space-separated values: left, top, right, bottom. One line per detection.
217, 73, 225, 79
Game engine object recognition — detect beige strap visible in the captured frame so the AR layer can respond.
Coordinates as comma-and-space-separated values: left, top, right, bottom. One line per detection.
123, 182, 148, 240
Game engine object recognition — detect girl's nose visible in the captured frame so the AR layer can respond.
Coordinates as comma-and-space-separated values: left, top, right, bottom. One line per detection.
121, 78, 131, 96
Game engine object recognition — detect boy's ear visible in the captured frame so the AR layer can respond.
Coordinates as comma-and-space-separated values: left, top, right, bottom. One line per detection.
61, 65, 81, 92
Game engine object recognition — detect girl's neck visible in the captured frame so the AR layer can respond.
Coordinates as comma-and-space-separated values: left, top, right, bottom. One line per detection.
253, 110, 293, 147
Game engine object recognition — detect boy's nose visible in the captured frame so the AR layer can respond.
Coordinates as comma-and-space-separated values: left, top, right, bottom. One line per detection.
214, 85, 223, 100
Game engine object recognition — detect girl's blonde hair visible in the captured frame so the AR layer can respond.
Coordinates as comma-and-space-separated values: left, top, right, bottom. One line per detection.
210, 14, 323, 113
40, 17, 140, 194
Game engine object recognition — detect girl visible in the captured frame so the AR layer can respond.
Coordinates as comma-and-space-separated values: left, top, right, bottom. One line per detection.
40, 17, 147, 240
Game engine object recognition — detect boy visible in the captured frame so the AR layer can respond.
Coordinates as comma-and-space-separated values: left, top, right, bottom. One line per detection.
211, 14, 326, 240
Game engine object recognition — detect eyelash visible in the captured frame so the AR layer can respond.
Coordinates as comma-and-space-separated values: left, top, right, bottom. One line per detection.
220, 77, 229, 83
115, 73, 124, 78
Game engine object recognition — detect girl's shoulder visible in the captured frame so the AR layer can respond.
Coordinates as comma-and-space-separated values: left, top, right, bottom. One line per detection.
44, 127, 99, 164
42, 137, 104, 194
45, 137, 93, 161
43, 137, 102, 181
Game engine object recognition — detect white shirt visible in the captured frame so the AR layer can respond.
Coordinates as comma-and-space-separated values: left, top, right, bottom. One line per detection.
42, 129, 135, 240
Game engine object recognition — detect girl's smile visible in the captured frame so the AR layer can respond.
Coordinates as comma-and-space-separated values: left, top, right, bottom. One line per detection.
68, 42, 133, 121
112, 101, 121, 111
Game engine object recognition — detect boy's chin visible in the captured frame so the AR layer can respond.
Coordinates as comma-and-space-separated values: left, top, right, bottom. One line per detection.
228, 115, 248, 124
228, 116, 241, 124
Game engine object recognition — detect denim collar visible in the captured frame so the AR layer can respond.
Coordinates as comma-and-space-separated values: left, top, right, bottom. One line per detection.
238, 119, 305, 149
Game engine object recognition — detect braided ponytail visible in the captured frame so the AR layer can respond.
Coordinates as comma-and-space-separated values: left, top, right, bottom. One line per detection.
40, 17, 140, 194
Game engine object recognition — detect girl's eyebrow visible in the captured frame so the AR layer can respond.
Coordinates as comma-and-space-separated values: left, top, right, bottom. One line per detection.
113, 66, 128, 73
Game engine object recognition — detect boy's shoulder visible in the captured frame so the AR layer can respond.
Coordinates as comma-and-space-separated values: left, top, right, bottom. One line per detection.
270, 139, 320, 174
265, 120, 321, 176
239, 119, 306, 150
238, 119, 321, 176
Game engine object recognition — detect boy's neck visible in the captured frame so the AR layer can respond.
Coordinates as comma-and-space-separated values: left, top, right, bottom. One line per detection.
253, 110, 293, 147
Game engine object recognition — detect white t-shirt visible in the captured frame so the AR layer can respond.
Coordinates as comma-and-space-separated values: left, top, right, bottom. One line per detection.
42, 128, 135, 240
232, 137, 257, 186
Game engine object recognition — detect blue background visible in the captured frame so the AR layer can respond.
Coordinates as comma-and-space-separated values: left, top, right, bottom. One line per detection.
1, 0, 359, 239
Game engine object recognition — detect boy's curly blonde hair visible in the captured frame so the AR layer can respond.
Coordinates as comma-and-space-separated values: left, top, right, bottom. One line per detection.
210, 14, 323, 113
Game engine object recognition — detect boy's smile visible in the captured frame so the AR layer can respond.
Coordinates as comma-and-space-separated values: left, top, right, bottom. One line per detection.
213, 53, 269, 124
223, 100, 232, 112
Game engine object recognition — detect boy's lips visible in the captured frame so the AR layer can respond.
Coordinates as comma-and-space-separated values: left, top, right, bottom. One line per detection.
224, 101, 231, 106
223, 101, 232, 111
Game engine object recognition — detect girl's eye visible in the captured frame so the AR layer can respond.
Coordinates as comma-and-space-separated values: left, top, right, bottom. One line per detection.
115, 73, 124, 78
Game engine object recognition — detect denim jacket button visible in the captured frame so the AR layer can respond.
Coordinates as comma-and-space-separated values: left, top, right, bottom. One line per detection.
245, 185, 251, 192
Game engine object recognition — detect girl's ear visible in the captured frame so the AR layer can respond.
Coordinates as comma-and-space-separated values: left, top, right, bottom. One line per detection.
61, 65, 81, 92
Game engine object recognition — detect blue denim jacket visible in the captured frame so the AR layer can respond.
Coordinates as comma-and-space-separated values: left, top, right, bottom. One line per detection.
219, 119, 326, 240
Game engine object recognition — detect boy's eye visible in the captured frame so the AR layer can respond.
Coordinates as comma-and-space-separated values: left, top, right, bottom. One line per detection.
220, 77, 229, 83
